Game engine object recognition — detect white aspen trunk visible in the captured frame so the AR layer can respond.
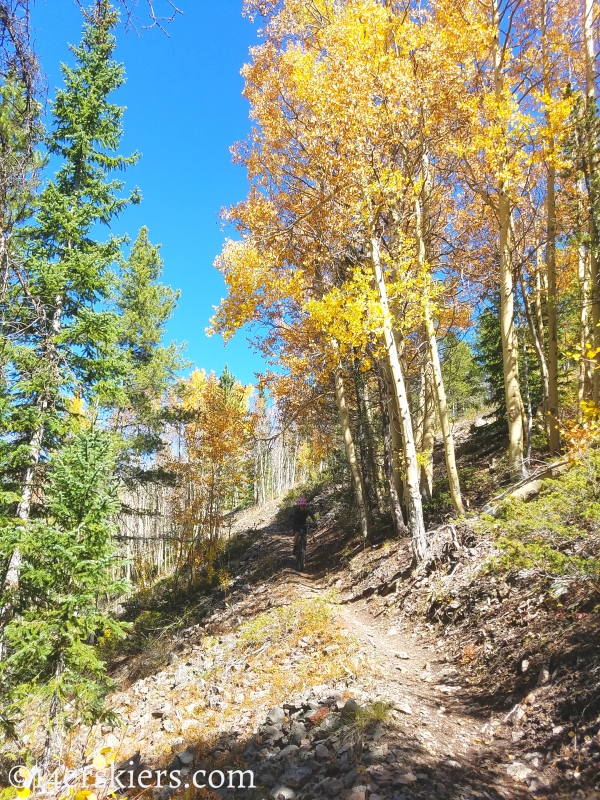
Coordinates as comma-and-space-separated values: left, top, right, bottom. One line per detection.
542, 0, 560, 453
419, 363, 435, 502
381, 357, 406, 508
534, 248, 546, 346
519, 271, 550, 415
377, 361, 407, 536
492, 0, 525, 478
371, 235, 427, 560
415, 175, 464, 514
579, 190, 593, 406
333, 363, 369, 541
424, 309, 464, 514
585, 0, 600, 400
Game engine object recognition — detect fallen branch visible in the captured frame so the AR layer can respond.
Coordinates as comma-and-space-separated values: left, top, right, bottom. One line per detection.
485, 458, 569, 508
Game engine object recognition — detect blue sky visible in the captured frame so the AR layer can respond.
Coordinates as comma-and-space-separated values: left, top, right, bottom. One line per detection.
31, 0, 266, 386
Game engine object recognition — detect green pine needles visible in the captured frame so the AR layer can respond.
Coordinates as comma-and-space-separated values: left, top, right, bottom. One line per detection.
0, 0, 183, 758
0, 429, 128, 743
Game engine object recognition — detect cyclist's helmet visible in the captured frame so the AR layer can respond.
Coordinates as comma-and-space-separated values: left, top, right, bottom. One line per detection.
298, 497, 307, 506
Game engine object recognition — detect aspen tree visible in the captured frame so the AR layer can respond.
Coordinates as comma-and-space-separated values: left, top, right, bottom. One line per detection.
416, 153, 464, 514
584, 0, 600, 400
370, 233, 427, 559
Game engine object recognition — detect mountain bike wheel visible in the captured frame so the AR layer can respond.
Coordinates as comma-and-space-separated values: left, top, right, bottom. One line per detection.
297, 537, 306, 571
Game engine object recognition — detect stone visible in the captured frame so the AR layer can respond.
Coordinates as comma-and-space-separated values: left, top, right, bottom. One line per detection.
348, 787, 367, 800
290, 722, 306, 743
326, 778, 344, 795
506, 762, 533, 782
369, 795, 384, 800
537, 665, 550, 686
270, 787, 296, 800
103, 733, 121, 749
394, 773, 417, 786
280, 766, 313, 788
393, 701, 413, 715
267, 707, 286, 725
395, 651, 410, 660
315, 744, 329, 759
264, 725, 285, 741
176, 750, 193, 766
387, 627, 398, 636
258, 773, 278, 788
529, 776, 552, 793
342, 699, 359, 714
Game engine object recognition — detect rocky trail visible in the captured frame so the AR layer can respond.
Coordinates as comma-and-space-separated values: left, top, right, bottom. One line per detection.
54, 495, 597, 800
220, 518, 536, 800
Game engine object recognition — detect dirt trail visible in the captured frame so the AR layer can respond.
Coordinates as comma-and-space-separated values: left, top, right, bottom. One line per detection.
257, 519, 534, 800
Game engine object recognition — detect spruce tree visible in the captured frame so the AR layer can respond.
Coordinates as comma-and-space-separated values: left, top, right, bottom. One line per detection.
0, 428, 127, 757
0, 0, 139, 594
114, 226, 186, 460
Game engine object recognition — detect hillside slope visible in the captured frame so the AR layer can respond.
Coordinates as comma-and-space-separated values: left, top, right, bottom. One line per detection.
4, 422, 600, 800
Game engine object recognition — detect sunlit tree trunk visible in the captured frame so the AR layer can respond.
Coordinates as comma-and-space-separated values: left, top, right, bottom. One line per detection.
371, 234, 427, 561
380, 356, 406, 510
333, 363, 369, 541
415, 178, 464, 514
542, 0, 561, 453
419, 362, 435, 501
492, 0, 525, 478
584, 0, 600, 401
376, 361, 407, 537
579, 190, 593, 406
519, 270, 549, 417
423, 305, 464, 514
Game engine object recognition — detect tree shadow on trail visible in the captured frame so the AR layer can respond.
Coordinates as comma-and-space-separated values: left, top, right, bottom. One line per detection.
123, 693, 534, 800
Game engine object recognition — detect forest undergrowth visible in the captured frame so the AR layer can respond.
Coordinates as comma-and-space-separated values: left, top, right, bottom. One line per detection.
3, 419, 600, 800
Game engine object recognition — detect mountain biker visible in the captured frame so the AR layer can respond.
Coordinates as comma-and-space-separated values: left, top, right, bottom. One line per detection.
291, 497, 316, 556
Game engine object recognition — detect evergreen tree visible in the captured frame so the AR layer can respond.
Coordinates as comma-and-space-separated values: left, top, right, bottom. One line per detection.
0, 0, 139, 593
440, 334, 486, 419
114, 226, 186, 459
0, 428, 127, 754
475, 303, 506, 414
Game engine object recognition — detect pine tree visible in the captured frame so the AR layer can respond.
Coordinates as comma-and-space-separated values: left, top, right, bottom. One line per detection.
113, 226, 186, 460
0, 0, 139, 593
0, 428, 128, 757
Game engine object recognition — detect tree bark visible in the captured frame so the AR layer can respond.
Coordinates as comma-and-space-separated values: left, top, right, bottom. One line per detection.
519, 270, 549, 416
353, 360, 381, 514
492, 0, 525, 478
333, 363, 369, 541
376, 361, 407, 537
415, 178, 464, 514
380, 356, 406, 510
419, 359, 435, 501
584, 0, 600, 401
579, 193, 593, 406
542, 0, 560, 453
423, 306, 465, 514
370, 234, 427, 561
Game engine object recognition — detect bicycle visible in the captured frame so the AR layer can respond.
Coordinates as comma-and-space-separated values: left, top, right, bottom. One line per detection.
295, 523, 309, 571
